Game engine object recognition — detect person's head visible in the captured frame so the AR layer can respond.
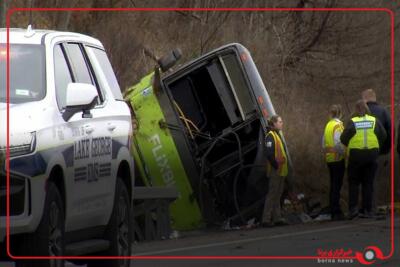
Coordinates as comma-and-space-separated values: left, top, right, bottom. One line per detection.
269, 115, 283, 131
353, 99, 371, 117
329, 104, 342, 120
362, 89, 377, 103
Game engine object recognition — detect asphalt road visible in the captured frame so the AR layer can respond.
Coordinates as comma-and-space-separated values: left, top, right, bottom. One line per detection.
130, 216, 398, 267
2, 216, 398, 267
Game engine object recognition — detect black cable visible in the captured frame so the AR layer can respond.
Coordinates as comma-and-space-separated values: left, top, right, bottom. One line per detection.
232, 164, 265, 225
197, 129, 243, 222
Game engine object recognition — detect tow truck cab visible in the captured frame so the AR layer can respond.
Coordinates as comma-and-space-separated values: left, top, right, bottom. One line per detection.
0, 28, 134, 266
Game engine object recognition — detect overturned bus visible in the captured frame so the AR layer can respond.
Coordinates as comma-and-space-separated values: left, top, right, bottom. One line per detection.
125, 43, 289, 230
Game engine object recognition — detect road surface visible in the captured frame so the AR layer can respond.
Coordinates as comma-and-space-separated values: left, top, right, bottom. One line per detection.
2, 216, 398, 267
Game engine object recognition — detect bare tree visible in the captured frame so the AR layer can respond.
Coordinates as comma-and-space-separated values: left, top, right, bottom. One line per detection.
54, 0, 79, 30
0, 1, 7, 28
13, 0, 396, 201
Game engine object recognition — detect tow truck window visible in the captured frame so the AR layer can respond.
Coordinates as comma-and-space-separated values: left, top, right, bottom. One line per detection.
65, 43, 93, 85
0, 44, 45, 104
64, 43, 103, 104
54, 44, 73, 110
87, 46, 123, 100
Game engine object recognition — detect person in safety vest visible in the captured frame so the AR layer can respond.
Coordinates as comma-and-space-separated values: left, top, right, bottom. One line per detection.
322, 104, 346, 221
340, 100, 386, 219
362, 89, 391, 214
261, 115, 289, 227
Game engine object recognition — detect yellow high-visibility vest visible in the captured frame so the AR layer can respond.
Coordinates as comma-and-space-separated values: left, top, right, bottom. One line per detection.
348, 115, 379, 150
323, 119, 344, 162
266, 131, 288, 177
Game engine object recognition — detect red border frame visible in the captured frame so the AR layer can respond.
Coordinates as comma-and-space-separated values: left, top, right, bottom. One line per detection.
5, 7, 395, 263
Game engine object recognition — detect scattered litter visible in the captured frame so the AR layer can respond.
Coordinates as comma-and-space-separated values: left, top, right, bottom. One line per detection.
282, 192, 323, 224
240, 217, 258, 229
305, 198, 322, 218
222, 220, 240, 231
222, 217, 258, 231
246, 218, 256, 228
169, 230, 180, 239
222, 220, 232, 230
298, 212, 312, 223
313, 213, 331, 221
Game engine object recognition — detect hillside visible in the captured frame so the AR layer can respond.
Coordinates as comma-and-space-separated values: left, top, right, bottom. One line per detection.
2, 0, 399, 206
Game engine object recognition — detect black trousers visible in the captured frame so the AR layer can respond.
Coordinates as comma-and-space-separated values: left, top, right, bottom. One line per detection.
327, 160, 345, 215
347, 158, 378, 213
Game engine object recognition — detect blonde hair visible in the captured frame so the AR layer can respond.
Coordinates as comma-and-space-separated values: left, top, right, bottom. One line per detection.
329, 104, 342, 119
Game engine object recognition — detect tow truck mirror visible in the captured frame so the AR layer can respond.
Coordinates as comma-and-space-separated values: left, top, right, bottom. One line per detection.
158, 48, 182, 72
62, 83, 98, 121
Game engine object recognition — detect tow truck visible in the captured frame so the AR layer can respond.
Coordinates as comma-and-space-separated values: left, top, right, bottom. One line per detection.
0, 27, 134, 267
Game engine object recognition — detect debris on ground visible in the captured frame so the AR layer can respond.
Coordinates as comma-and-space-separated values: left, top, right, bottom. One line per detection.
222, 217, 258, 231
169, 230, 180, 239
313, 213, 332, 221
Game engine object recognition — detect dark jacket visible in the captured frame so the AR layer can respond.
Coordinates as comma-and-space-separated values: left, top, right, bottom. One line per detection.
366, 102, 391, 154
265, 130, 286, 170
340, 116, 387, 162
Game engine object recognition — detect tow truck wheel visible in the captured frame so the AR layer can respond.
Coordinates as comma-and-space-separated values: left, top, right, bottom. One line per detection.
87, 177, 131, 267
16, 181, 65, 267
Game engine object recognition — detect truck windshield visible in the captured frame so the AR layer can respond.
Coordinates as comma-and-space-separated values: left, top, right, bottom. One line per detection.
0, 44, 45, 103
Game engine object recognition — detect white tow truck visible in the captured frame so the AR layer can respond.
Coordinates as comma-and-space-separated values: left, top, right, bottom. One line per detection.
0, 27, 134, 267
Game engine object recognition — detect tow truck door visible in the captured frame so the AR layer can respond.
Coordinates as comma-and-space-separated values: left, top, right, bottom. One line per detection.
54, 42, 113, 231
